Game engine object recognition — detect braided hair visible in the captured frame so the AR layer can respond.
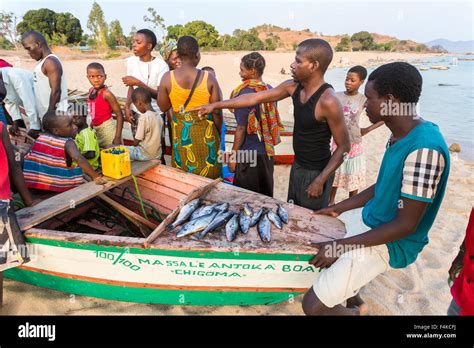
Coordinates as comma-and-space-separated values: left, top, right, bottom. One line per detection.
241, 52, 266, 77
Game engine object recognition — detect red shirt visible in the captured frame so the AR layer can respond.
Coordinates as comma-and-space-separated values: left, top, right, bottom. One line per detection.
0, 123, 11, 199
0, 59, 12, 68
88, 87, 113, 127
451, 208, 474, 315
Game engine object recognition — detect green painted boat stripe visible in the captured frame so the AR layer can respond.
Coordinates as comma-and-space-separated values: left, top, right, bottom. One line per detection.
26, 237, 313, 261
4, 268, 304, 306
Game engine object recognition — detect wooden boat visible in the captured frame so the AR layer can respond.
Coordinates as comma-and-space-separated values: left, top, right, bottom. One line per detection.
4, 140, 345, 305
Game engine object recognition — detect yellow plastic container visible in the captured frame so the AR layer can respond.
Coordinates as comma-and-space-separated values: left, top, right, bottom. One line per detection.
101, 146, 131, 179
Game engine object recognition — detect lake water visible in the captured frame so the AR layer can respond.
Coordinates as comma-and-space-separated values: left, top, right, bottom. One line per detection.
325, 56, 474, 161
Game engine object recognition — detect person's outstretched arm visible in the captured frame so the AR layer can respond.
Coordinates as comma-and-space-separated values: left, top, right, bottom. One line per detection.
2, 125, 36, 206
64, 140, 100, 180
191, 80, 296, 116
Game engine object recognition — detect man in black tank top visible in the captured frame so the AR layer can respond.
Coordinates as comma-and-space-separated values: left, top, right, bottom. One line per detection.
192, 39, 350, 211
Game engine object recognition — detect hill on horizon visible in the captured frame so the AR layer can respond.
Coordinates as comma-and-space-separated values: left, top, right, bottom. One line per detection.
425, 39, 474, 53
253, 25, 433, 52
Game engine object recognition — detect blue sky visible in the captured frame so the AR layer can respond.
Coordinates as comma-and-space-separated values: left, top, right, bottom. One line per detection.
1, 0, 472, 43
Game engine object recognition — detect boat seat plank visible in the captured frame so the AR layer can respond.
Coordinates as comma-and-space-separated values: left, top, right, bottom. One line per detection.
17, 160, 160, 231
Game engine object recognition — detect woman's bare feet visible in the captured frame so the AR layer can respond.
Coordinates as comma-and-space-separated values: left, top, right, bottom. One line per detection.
346, 293, 369, 315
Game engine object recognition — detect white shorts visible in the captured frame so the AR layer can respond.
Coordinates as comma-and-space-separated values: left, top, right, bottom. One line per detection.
313, 208, 390, 308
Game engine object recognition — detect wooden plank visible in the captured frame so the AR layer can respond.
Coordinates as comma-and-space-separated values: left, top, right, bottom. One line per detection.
140, 165, 210, 188
16, 160, 159, 231
144, 178, 222, 247
120, 181, 181, 213
135, 177, 187, 201
37, 201, 95, 230
25, 228, 146, 248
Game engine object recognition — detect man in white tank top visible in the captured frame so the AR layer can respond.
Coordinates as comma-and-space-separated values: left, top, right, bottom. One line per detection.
21, 30, 68, 138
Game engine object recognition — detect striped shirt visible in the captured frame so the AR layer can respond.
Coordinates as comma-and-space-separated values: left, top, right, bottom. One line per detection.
23, 134, 84, 192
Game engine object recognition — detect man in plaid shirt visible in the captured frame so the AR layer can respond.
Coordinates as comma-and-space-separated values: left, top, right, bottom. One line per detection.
302, 62, 450, 315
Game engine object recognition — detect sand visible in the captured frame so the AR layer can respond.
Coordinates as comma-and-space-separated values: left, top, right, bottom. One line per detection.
0, 49, 472, 315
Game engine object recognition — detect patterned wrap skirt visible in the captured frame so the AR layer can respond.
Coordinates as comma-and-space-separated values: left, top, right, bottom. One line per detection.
171, 112, 222, 179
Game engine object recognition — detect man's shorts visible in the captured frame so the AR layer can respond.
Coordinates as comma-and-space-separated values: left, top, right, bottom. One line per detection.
313, 208, 390, 308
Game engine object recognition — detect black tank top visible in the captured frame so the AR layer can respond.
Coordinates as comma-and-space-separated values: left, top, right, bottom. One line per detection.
292, 82, 333, 171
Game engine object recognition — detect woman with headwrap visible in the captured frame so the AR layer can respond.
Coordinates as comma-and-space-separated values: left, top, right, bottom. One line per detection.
160, 39, 180, 71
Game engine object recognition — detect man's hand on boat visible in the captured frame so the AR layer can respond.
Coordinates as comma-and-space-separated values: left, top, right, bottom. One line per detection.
190, 103, 216, 119
94, 175, 108, 185
308, 241, 339, 269
313, 205, 340, 218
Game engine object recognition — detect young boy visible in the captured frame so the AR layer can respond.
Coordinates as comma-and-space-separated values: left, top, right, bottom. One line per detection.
122, 88, 162, 161
0, 121, 38, 271
86, 62, 124, 148
303, 62, 450, 315
329, 66, 384, 205
23, 110, 104, 192
122, 29, 169, 125
73, 109, 100, 170
229, 52, 281, 197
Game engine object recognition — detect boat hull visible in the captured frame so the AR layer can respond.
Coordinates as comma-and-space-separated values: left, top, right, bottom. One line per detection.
4, 236, 318, 306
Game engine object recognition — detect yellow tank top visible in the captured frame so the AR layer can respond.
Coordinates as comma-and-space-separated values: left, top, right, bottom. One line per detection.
169, 70, 211, 112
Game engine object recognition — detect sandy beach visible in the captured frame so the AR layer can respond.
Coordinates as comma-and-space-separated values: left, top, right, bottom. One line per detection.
0, 49, 472, 315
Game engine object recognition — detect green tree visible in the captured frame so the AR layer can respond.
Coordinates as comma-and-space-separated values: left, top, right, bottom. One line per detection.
87, 1, 108, 50
166, 24, 184, 40
54, 12, 82, 44
108, 20, 126, 48
183, 21, 219, 47
143, 7, 165, 36
335, 35, 351, 52
125, 25, 137, 48
17, 8, 56, 39
0, 11, 19, 49
350, 31, 374, 50
16, 9, 82, 45
0, 36, 14, 50
264, 38, 276, 51
166, 21, 219, 48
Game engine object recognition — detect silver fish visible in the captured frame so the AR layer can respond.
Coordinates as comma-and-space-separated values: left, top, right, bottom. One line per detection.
250, 208, 264, 227
190, 203, 217, 221
167, 198, 200, 231
176, 211, 219, 238
277, 204, 289, 224
243, 203, 253, 216
197, 210, 234, 239
225, 213, 240, 242
239, 208, 252, 234
214, 202, 230, 212
258, 212, 271, 242
267, 209, 283, 229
